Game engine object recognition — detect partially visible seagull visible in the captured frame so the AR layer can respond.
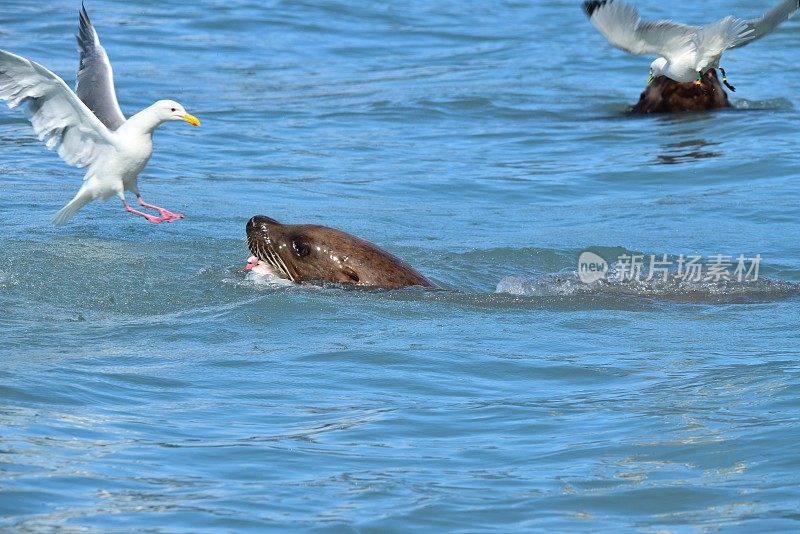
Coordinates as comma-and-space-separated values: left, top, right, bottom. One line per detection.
0, 4, 200, 225
583, 0, 800, 92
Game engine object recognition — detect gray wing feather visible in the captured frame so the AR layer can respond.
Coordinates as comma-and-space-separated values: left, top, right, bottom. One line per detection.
731, 0, 799, 48
583, 1, 698, 62
75, 3, 126, 130
0, 49, 115, 169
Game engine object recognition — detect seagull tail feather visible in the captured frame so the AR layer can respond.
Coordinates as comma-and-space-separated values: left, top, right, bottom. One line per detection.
52, 191, 92, 226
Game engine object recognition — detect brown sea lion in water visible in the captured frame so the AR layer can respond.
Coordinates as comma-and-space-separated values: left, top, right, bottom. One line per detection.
245, 215, 435, 289
630, 69, 731, 114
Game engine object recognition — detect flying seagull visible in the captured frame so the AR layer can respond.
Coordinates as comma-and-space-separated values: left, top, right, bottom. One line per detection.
583, 0, 800, 91
0, 4, 200, 225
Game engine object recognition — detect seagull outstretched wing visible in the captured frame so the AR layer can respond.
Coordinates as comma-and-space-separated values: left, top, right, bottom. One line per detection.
731, 0, 800, 48
0, 49, 115, 170
76, 3, 126, 130
583, 1, 697, 62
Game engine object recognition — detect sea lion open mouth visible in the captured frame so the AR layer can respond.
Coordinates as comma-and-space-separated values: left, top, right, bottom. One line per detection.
245, 215, 435, 289
245, 216, 296, 281
244, 255, 278, 276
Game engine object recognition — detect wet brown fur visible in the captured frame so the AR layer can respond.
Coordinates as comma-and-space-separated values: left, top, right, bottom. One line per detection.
630, 69, 731, 114
246, 215, 435, 289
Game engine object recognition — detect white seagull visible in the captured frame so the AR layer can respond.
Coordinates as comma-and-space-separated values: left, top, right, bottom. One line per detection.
583, 0, 800, 91
0, 4, 200, 225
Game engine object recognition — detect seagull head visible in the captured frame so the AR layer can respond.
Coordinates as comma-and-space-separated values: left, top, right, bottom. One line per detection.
154, 100, 201, 126
648, 58, 668, 84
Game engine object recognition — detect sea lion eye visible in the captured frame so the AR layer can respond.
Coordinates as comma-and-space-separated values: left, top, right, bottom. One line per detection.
292, 241, 310, 258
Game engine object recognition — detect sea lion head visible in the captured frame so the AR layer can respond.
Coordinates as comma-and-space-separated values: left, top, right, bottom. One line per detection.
246, 215, 434, 288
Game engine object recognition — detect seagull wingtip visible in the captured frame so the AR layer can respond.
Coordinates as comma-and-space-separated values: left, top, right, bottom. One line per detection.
582, 0, 612, 18
79, 2, 91, 26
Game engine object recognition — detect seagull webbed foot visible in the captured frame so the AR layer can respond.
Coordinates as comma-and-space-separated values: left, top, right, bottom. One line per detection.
719, 68, 736, 92
124, 201, 168, 224
136, 197, 184, 222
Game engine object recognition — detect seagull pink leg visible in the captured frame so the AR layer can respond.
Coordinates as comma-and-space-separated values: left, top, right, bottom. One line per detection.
124, 201, 165, 224
137, 196, 184, 221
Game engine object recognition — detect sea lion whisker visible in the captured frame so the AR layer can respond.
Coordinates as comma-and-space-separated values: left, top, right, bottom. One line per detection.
256, 242, 273, 268
270, 248, 295, 282
256, 240, 283, 277
268, 246, 293, 282
261, 246, 278, 271
264, 247, 279, 271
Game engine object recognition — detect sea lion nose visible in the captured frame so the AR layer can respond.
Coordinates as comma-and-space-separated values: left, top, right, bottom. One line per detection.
247, 215, 280, 232
246, 216, 260, 232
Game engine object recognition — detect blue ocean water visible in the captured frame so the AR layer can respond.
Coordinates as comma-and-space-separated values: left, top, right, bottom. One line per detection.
1, 0, 799, 531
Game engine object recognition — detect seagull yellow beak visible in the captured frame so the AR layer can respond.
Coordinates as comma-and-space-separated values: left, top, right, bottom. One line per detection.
181, 113, 201, 126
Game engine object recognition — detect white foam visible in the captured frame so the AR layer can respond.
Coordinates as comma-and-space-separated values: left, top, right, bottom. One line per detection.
245, 268, 294, 287
496, 273, 800, 302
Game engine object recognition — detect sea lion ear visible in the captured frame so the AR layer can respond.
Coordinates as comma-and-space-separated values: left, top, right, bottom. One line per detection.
339, 266, 360, 284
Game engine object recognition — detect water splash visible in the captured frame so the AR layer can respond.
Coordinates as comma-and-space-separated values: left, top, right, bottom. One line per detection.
496, 273, 800, 303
